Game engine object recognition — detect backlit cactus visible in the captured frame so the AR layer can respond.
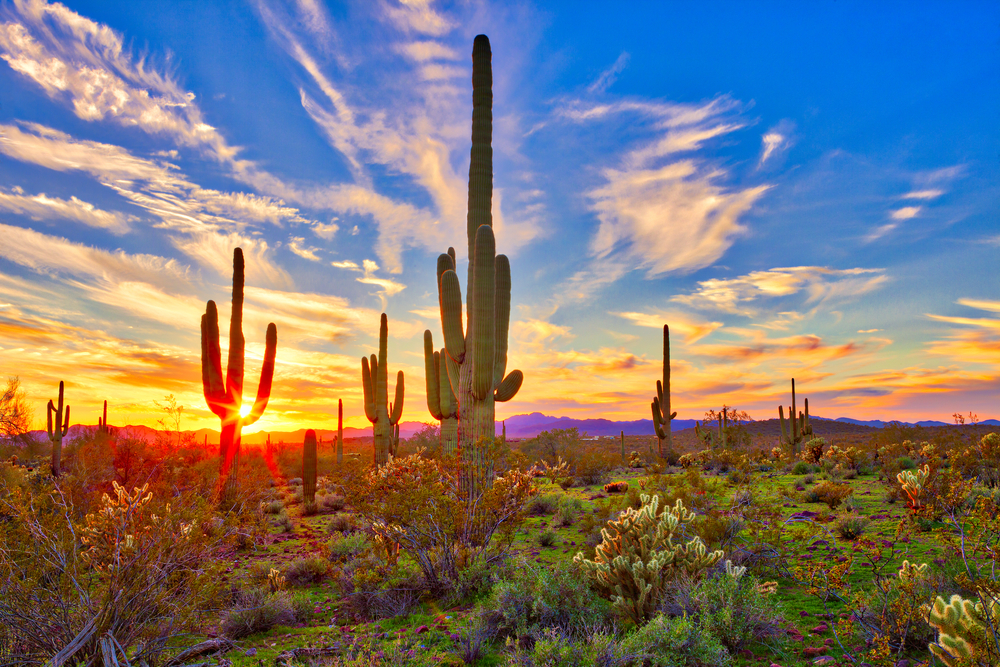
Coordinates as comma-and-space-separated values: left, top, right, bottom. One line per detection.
436, 35, 523, 497
303, 429, 317, 504
424, 330, 459, 456
927, 594, 1000, 667
573, 495, 724, 624
97, 399, 113, 435
46, 380, 69, 476
651, 325, 677, 459
201, 247, 278, 503
898, 464, 930, 510
695, 408, 728, 450
362, 313, 404, 465
778, 378, 812, 456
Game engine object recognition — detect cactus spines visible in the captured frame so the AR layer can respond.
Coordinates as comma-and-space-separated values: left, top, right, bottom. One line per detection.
424, 330, 459, 455
651, 326, 677, 459
778, 378, 812, 456
573, 495, 724, 624
337, 399, 343, 465
927, 594, 1000, 667
46, 380, 69, 476
362, 313, 404, 465
201, 247, 278, 503
303, 429, 317, 504
436, 34, 523, 497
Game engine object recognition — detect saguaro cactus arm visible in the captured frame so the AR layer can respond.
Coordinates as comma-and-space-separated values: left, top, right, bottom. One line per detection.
243, 323, 277, 426
424, 330, 443, 420
390, 371, 404, 424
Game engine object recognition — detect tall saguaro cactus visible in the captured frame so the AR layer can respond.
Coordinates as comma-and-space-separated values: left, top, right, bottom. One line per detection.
337, 399, 343, 465
436, 34, 523, 497
778, 378, 812, 456
201, 248, 278, 503
303, 429, 317, 504
651, 325, 676, 459
424, 330, 459, 455
362, 313, 404, 465
97, 399, 113, 435
46, 381, 69, 476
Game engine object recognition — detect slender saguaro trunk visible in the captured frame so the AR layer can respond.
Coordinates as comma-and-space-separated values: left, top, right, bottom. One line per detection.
201, 248, 277, 504
47, 381, 69, 476
361, 313, 404, 465
651, 325, 677, 459
303, 429, 317, 504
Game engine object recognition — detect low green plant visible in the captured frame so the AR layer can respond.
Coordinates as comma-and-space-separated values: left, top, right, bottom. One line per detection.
330, 532, 370, 562
282, 555, 330, 586
538, 528, 558, 547
836, 515, 870, 540
620, 613, 729, 666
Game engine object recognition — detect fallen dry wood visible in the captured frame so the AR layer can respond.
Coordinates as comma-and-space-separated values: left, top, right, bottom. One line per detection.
163, 639, 234, 667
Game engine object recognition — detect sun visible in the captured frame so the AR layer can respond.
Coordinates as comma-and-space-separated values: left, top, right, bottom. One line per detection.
240, 404, 251, 418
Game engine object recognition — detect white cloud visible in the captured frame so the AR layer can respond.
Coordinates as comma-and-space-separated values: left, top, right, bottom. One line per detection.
357, 259, 406, 309
757, 119, 795, 167
587, 52, 630, 94
672, 266, 887, 315
863, 223, 898, 243
901, 189, 943, 200
171, 232, 292, 289
382, 0, 455, 36
891, 206, 921, 220
396, 40, 459, 61
0, 188, 133, 233
287, 236, 322, 262
311, 221, 339, 240
0, 0, 237, 160
331, 260, 361, 271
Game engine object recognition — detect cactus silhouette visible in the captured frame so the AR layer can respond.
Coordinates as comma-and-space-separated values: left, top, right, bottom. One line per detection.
201, 247, 277, 503
651, 325, 676, 459
695, 408, 728, 450
424, 330, 459, 455
337, 398, 343, 465
97, 399, 114, 436
46, 380, 69, 476
303, 429, 317, 504
436, 35, 523, 497
778, 378, 812, 456
362, 313, 404, 465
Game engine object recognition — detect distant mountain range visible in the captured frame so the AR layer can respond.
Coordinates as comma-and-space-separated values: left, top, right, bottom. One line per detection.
23, 412, 999, 445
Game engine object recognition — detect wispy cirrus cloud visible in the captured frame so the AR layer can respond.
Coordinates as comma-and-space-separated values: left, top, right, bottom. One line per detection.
0, 0, 236, 160
0, 186, 134, 233
671, 266, 888, 315
587, 51, 630, 94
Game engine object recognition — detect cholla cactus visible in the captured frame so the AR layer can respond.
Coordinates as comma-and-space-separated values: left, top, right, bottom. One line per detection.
267, 568, 286, 593
724, 559, 747, 580
898, 464, 930, 510
573, 495, 724, 624
897, 559, 929, 582
927, 594, 1000, 667
79, 481, 155, 571
757, 580, 779, 595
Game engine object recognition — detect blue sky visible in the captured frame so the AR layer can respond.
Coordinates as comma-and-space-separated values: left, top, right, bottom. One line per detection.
0, 0, 997, 432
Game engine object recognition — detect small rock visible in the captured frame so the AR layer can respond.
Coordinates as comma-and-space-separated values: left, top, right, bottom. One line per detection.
811, 623, 828, 633
813, 657, 836, 665
244, 649, 257, 657
416, 625, 429, 634
895, 661, 910, 667
800, 611, 811, 617
450, 633, 461, 642
737, 649, 753, 659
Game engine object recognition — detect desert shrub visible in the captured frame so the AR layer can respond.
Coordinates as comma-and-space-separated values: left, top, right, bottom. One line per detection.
285, 488, 303, 505
336, 553, 424, 620
803, 473, 815, 484
553, 509, 575, 527
561, 495, 583, 512
320, 493, 346, 512
503, 628, 637, 667
686, 572, 786, 652
603, 481, 629, 494
274, 509, 294, 532
841, 467, 858, 480
480, 557, 613, 639
330, 532, 371, 562
810, 481, 853, 509
574, 449, 616, 486
221, 587, 296, 638
558, 477, 575, 490
896, 455, 916, 471
620, 613, 729, 666
288, 477, 303, 486
351, 451, 535, 594
0, 481, 227, 665
528, 492, 562, 516
837, 516, 870, 541
538, 529, 557, 547
327, 511, 357, 533
302, 499, 318, 516
283, 555, 330, 586
574, 495, 724, 625
264, 499, 285, 514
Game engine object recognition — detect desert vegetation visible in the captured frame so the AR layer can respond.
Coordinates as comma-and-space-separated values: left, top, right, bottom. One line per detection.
1, 32, 999, 667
